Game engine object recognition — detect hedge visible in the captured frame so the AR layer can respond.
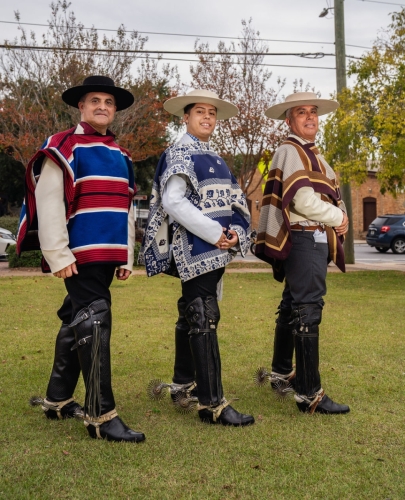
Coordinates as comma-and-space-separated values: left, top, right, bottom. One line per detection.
7, 241, 143, 269
7, 244, 42, 268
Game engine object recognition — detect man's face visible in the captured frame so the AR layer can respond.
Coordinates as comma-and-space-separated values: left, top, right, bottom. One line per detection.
285, 105, 319, 141
78, 92, 116, 134
184, 103, 217, 141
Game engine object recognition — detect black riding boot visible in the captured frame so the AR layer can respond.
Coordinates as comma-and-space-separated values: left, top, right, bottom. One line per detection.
44, 323, 82, 419
186, 296, 254, 427
70, 299, 145, 442
171, 298, 197, 401
173, 298, 195, 385
270, 305, 295, 394
292, 304, 349, 415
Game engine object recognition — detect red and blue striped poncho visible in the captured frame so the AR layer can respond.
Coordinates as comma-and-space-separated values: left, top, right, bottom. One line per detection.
17, 122, 136, 269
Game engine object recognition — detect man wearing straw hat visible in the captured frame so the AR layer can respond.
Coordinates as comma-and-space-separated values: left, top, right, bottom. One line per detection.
17, 76, 145, 442
255, 92, 350, 415
140, 89, 254, 426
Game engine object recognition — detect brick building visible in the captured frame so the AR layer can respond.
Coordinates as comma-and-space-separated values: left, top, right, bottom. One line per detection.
246, 166, 405, 240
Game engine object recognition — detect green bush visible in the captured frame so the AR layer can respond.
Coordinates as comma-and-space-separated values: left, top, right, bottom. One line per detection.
7, 240, 142, 269
0, 215, 19, 235
7, 244, 42, 268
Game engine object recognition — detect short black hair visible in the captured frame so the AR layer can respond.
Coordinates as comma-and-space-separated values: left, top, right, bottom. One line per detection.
184, 103, 196, 115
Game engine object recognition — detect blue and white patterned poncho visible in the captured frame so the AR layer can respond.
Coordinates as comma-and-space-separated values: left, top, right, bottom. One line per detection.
139, 134, 250, 282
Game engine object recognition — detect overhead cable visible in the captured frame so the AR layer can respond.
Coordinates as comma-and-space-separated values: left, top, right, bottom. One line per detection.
0, 44, 363, 60
0, 19, 372, 50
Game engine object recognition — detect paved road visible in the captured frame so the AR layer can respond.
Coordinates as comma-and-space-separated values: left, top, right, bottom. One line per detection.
234, 241, 405, 272
354, 242, 405, 265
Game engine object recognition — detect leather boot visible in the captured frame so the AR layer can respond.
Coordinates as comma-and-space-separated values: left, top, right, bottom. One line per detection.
44, 323, 82, 419
171, 298, 197, 401
270, 305, 295, 395
186, 296, 254, 427
70, 299, 145, 442
292, 304, 349, 415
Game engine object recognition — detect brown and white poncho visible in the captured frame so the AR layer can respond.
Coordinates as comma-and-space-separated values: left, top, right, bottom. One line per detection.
255, 135, 346, 277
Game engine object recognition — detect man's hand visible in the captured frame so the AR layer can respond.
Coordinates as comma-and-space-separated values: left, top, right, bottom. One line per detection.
214, 228, 228, 248
219, 229, 239, 250
53, 263, 78, 279
116, 268, 131, 281
335, 212, 349, 236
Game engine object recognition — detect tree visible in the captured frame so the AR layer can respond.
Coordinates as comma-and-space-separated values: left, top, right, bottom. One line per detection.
190, 19, 313, 196
0, 0, 179, 194
322, 9, 405, 194
0, 151, 25, 213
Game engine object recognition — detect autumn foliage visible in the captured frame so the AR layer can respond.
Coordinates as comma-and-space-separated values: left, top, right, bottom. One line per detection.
0, 1, 178, 175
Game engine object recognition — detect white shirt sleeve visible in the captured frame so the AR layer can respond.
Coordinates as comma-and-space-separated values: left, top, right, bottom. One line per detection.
162, 174, 223, 245
120, 201, 135, 272
35, 157, 76, 273
291, 186, 344, 227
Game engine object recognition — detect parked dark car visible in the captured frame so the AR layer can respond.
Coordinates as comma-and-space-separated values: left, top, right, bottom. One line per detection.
366, 214, 405, 254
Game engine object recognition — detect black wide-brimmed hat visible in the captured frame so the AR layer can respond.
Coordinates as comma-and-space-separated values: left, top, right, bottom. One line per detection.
62, 76, 134, 111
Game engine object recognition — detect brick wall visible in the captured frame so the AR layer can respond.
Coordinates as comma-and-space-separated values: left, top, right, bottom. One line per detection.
351, 173, 405, 239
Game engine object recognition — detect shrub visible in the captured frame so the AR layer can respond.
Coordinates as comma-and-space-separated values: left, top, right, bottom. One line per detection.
7, 240, 142, 269
0, 215, 20, 235
7, 244, 42, 268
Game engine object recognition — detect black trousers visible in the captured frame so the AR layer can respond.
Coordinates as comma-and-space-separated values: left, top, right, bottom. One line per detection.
57, 264, 116, 324
181, 268, 225, 306
281, 231, 329, 309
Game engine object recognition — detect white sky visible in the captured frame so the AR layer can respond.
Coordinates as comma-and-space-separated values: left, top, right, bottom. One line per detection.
0, 0, 402, 99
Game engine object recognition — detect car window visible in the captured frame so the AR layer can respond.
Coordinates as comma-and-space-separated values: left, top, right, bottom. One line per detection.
386, 217, 405, 225
371, 217, 388, 225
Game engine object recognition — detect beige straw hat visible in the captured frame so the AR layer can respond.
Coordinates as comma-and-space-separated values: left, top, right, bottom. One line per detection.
265, 92, 339, 120
164, 89, 238, 120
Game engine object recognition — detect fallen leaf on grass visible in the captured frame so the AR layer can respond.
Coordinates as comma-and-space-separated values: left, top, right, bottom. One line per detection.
251, 464, 261, 469
62, 450, 69, 455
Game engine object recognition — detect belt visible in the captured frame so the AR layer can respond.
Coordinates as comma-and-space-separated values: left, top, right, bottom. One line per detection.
290, 224, 325, 232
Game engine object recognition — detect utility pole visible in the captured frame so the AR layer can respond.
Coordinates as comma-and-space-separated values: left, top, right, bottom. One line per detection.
334, 0, 355, 263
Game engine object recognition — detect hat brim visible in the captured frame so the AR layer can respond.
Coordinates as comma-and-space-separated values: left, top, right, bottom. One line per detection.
265, 99, 339, 120
62, 84, 134, 111
164, 95, 238, 120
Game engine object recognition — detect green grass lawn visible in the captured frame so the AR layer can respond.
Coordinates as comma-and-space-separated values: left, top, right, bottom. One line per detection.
0, 271, 404, 499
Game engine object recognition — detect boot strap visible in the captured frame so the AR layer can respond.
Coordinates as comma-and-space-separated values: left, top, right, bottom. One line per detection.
70, 335, 92, 351
270, 369, 295, 382
295, 388, 324, 415
170, 381, 197, 395
188, 328, 212, 335
83, 409, 118, 439
197, 399, 231, 422
42, 397, 74, 420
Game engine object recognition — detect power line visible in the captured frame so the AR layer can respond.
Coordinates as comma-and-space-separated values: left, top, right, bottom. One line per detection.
0, 19, 372, 50
0, 44, 363, 60
357, 0, 405, 5
139, 55, 336, 70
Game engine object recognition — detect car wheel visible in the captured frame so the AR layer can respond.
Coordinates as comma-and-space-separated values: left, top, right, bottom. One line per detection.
391, 237, 405, 254
375, 247, 389, 253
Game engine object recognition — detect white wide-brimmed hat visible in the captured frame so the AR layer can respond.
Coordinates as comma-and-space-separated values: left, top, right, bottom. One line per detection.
163, 89, 238, 120
265, 92, 339, 120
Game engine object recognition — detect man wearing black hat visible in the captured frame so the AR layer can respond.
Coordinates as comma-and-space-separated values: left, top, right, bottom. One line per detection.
17, 76, 145, 442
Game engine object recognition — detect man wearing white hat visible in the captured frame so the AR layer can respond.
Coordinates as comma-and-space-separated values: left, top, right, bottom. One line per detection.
255, 92, 350, 415
140, 89, 254, 426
